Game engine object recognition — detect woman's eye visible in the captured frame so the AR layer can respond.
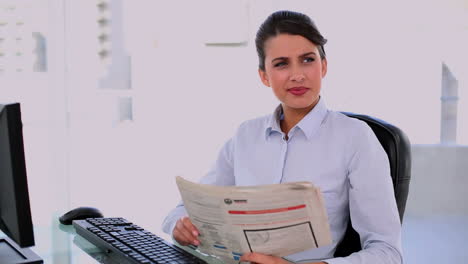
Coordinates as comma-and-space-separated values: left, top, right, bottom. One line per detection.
274, 62, 287, 67
304, 57, 315, 63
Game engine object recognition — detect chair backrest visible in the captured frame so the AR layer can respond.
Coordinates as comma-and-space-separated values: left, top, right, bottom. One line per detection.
334, 112, 412, 257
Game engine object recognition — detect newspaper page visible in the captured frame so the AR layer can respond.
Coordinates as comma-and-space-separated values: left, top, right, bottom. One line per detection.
176, 176, 332, 264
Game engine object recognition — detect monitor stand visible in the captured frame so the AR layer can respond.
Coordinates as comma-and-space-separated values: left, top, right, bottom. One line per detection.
0, 236, 43, 264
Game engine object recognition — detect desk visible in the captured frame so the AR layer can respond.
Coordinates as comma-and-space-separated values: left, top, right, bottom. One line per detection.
24, 219, 223, 264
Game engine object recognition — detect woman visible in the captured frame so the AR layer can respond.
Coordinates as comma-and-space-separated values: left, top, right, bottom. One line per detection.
162, 10, 402, 264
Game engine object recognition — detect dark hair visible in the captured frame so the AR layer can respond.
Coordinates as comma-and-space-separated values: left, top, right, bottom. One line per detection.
255, 10, 327, 71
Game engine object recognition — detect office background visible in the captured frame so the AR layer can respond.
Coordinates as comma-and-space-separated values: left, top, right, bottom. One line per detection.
0, 0, 467, 263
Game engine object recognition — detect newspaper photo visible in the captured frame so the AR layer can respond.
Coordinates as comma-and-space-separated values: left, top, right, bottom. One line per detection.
175, 176, 332, 264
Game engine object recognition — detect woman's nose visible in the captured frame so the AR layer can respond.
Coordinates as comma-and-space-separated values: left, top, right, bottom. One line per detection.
290, 71, 305, 82
289, 64, 305, 82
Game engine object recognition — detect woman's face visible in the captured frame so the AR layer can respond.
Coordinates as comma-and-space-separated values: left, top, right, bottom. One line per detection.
259, 34, 327, 112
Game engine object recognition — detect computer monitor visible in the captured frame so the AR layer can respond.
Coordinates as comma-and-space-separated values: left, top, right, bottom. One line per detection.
0, 103, 43, 264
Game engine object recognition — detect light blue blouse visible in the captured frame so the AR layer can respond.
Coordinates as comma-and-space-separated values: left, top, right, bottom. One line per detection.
162, 98, 402, 264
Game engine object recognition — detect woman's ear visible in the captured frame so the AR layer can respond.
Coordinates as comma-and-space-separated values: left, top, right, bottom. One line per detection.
258, 69, 270, 87
321, 58, 328, 78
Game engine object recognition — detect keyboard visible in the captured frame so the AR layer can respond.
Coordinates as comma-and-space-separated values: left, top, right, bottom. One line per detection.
73, 217, 208, 264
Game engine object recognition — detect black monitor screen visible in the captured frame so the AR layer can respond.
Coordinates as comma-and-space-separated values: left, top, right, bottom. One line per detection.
0, 103, 35, 247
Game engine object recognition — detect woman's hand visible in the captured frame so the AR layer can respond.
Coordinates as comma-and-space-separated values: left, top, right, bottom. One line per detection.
172, 216, 200, 246
240, 252, 326, 264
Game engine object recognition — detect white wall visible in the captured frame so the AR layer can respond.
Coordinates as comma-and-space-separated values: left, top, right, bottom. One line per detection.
403, 145, 468, 263
0, 0, 69, 227
406, 145, 468, 216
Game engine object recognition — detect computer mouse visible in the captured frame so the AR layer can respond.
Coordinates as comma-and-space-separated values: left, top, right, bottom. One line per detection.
59, 206, 104, 225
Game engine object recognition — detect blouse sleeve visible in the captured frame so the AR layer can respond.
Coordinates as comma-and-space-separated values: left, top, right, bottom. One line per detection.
324, 123, 403, 264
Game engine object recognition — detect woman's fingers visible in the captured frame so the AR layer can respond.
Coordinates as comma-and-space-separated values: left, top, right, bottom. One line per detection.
175, 218, 196, 244
241, 252, 269, 263
181, 216, 199, 237
173, 217, 200, 246
173, 226, 192, 246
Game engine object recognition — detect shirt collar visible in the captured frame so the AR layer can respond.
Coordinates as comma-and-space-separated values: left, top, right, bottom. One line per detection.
265, 105, 283, 139
265, 97, 328, 141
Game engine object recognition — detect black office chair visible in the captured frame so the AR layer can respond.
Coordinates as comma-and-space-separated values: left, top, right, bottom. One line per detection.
334, 113, 412, 257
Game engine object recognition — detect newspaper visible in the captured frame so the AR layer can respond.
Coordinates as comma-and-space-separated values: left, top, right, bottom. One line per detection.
176, 176, 332, 264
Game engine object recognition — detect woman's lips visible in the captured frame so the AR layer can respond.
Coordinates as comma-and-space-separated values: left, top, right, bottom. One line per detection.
288, 87, 309, 96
